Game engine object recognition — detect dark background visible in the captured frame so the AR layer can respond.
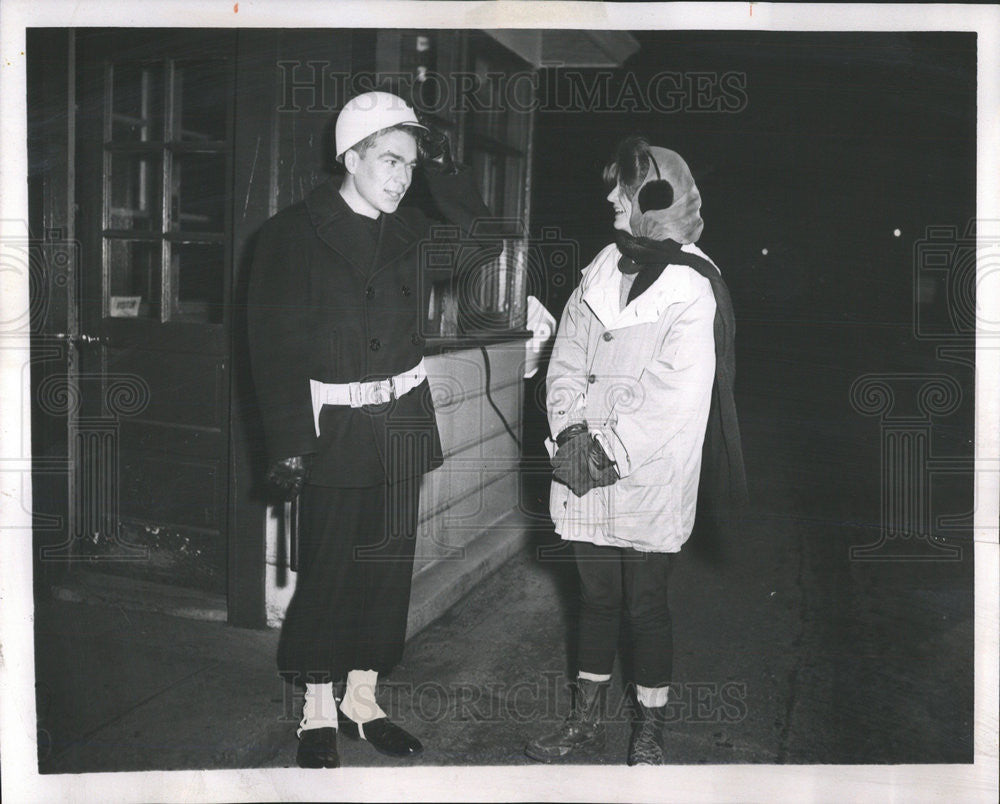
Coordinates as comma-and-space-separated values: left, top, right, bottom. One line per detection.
530, 31, 976, 326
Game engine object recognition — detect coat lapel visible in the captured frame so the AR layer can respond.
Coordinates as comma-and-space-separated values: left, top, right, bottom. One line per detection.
580, 248, 622, 328
305, 180, 375, 277
582, 247, 686, 329
371, 207, 420, 278
305, 179, 422, 279
582, 244, 720, 330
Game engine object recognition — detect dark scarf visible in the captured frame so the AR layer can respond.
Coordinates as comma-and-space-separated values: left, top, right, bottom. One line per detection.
616, 230, 749, 512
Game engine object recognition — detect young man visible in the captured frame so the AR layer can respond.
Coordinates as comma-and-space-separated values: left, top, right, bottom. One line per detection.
248, 91, 492, 769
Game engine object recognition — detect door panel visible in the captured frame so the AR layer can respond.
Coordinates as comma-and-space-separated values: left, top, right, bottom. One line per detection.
74, 30, 235, 594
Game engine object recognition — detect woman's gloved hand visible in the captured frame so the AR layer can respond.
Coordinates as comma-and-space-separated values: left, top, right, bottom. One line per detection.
586, 437, 619, 490
552, 424, 618, 497
551, 430, 592, 496
267, 455, 311, 500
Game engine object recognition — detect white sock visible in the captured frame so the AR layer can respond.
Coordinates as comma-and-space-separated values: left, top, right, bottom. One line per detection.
578, 671, 612, 683
339, 669, 387, 725
298, 682, 338, 737
636, 684, 670, 708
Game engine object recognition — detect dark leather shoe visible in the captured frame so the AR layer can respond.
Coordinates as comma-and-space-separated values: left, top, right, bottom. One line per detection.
297, 727, 340, 768
339, 714, 423, 757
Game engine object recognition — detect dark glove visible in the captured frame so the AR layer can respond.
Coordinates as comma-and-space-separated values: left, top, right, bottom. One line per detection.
551, 430, 593, 496
418, 126, 458, 175
586, 437, 619, 489
551, 423, 619, 497
267, 455, 311, 500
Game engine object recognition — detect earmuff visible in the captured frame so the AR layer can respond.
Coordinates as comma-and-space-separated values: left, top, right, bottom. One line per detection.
636, 155, 674, 213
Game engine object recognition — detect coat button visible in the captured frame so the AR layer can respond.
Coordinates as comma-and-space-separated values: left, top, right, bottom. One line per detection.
410, 333, 425, 346
603, 331, 613, 341
401, 285, 412, 297
588, 374, 597, 384
370, 338, 381, 351
365, 286, 375, 299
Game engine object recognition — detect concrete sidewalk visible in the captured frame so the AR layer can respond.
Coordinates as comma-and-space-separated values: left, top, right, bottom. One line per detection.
35, 472, 974, 774
36, 513, 794, 773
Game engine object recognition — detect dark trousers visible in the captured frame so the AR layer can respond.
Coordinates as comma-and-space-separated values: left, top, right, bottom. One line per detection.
277, 478, 421, 683
573, 541, 674, 688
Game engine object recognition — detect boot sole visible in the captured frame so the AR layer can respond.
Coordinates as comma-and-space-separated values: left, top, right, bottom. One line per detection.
524, 734, 606, 763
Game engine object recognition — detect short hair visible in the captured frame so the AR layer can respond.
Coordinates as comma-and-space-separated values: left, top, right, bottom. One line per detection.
602, 135, 654, 198
349, 123, 419, 159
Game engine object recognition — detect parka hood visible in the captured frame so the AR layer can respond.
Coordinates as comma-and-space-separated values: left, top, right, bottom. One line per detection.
628, 146, 704, 244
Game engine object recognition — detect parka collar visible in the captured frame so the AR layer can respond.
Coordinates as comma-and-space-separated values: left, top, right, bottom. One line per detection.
581, 243, 716, 330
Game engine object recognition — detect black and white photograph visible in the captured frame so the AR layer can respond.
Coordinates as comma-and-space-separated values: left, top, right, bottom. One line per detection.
1, 2, 997, 801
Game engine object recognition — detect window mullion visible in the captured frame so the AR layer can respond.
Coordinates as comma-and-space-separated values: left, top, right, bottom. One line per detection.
161, 59, 175, 323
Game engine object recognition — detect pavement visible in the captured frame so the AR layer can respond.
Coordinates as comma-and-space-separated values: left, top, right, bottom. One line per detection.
34, 493, 974, 774
32, 322, 978, 782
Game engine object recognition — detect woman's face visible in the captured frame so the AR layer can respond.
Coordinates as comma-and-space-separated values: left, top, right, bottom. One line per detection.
606, 183, 633, 233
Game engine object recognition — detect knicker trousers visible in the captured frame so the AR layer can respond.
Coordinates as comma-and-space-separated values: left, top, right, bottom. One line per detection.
277, 477, 421, 683
572, 540, 674, 688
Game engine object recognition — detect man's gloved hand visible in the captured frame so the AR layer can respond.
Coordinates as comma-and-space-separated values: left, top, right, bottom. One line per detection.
267, 455, 311, 500
418, 126, 458, 175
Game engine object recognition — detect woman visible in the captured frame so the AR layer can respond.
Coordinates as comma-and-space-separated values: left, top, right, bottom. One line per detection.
525, 136, 747, 765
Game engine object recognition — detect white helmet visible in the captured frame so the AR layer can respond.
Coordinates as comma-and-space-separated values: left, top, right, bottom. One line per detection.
335, 91, 427, 162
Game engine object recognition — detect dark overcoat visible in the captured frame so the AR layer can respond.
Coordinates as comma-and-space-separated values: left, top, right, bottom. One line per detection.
248, 169, 492, 487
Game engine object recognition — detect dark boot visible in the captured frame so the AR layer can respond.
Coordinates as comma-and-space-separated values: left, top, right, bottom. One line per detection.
525, 678, 608, 762
628, 702, 666, 766
297, 727, 340, 768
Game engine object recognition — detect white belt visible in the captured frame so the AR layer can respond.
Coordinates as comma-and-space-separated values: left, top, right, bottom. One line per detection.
309, 359, 427, 436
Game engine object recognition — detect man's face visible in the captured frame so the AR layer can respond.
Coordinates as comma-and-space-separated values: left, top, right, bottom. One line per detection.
345, 128, 419, 216
606, 183, 633, 233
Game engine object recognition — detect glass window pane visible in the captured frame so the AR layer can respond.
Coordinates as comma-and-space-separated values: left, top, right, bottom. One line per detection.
170, 153, 226, 233
172, 59, 229, 142
401, 32, 440, 111
106, 239, 161, 319
471, 57, 504, 141
471, 149, 503, 216
109, 62, 163, 143
171, 242, 224, 323
108, 151, 162, 232
503, 155, 524, 220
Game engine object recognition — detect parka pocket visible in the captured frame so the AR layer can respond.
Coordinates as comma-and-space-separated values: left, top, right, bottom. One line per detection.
614, 456, 681, 542
625, 455, 674, 486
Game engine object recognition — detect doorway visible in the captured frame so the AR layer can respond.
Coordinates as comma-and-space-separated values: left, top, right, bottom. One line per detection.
62, 29, 237, 595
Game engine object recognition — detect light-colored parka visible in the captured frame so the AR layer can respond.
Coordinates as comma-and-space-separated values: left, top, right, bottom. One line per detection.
545, 145, 720, 553
545, 242, 718, 552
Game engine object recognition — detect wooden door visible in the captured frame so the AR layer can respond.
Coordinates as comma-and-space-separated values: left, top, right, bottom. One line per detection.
73, 30, 236, 594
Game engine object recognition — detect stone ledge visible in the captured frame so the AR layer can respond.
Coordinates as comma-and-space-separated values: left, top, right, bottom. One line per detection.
406, 507, 535, 639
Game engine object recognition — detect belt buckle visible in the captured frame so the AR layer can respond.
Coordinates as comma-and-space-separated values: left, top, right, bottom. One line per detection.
381, 378, 396, 402
365, 378, 393, 406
